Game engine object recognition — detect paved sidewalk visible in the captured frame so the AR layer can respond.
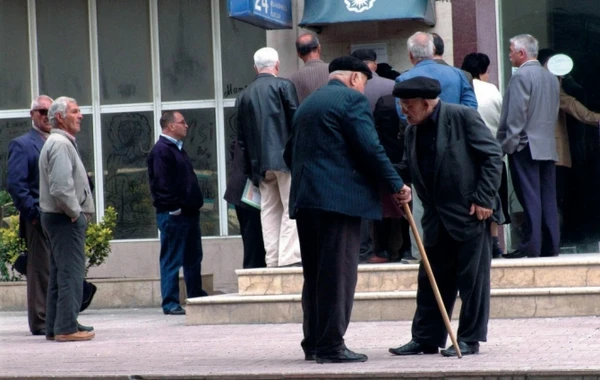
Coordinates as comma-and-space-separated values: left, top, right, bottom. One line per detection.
1, 308, 600, 379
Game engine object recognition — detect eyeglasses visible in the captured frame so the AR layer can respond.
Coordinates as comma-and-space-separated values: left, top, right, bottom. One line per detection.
173, 121, 188, 126
34, 109, 49, 116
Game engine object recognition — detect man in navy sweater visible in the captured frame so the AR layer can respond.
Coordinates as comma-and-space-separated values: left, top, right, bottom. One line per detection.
147, 111, 208, 315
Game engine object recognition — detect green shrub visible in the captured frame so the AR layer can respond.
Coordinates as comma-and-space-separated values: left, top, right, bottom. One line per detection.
0, 190, 117, 281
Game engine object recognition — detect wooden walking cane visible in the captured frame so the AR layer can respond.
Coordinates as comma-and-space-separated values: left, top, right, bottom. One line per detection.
402, 203, 462, 358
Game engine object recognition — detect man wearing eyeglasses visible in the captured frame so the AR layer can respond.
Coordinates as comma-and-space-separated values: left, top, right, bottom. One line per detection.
7, 95, 53, 336
147, 111, 209, 315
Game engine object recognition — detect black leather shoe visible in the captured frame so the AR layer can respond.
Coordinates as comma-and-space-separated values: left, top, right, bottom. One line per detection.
164, 306, 186, 315
316, 348, 368, 363
441, 341, 479, 357
31, 329, 46, 336
389, 340, 439, 355
304, 352, 316, 361
502, 250, 529, 259
77, 322, 94, 332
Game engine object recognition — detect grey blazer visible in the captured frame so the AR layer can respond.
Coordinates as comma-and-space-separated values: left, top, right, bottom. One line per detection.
497, 60, 560, 160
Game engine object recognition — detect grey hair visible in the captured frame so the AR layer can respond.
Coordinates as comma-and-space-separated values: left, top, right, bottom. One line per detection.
254, 47, 279, 70
328, 71, 353, 80
510, 34, 539, 59
407, 32, 434, 61
49, 96, 77, 128
30, 95, 53, 110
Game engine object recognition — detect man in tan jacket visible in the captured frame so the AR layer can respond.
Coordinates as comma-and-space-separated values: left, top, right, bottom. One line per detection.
39, 96, 96, 342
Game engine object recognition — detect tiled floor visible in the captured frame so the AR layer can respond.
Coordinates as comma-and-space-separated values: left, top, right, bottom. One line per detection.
1, 308, 599, 379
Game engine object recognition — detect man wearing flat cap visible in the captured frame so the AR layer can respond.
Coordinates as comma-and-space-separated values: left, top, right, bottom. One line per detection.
388, 76, 503, 357
285, 56, 411, 363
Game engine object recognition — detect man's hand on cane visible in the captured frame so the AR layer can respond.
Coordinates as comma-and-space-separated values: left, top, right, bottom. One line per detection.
393, 184, 412, 205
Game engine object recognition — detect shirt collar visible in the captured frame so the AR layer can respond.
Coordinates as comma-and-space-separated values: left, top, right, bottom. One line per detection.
161, 133, 183, 150
32, 125, 50, 140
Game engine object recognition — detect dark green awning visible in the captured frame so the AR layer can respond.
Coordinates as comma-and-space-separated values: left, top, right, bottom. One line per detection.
299, 0, 436, 29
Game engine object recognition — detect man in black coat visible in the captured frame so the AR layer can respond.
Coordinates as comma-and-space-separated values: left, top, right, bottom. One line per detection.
389, 77, 502, 357
285, 56, 411, 363
237, 47, 300, 268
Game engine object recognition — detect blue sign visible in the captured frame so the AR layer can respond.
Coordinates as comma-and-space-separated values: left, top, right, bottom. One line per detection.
228, 0, 292, 30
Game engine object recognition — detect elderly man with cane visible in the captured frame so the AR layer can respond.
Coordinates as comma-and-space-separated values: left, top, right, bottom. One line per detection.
389, 77, 503, 357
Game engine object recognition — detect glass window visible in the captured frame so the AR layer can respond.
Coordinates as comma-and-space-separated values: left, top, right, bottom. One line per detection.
224, 106, 240, 235
36, 0, 91, 105
158, 0, 214, 101
76, 116, 95, 179
97, 0, 152, 104
178, 108, 219, 236
0, 1, 30, 110
500, 0, 600, 253
101, 112, 156, 239
0, 118, 32, 190
219, 0, 266, 99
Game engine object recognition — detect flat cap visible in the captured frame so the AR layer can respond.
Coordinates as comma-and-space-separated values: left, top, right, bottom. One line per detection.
329, 56, 373, 80
393, 76, 441, 99
351, 48, 377, 62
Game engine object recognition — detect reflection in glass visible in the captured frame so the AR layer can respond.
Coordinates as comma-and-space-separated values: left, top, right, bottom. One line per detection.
97, 0, 152, 104
0, 118, 32, 189
101, 112, 156, 239
219, 0, 266, 99
158, 0, 214, 101
37, 0, 91, 105
0, 1, 30, 110
223, 106, 240, 235
178, 109, 219, 236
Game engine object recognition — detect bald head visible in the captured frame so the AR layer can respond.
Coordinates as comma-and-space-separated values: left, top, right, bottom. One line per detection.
295, 33, 321, 62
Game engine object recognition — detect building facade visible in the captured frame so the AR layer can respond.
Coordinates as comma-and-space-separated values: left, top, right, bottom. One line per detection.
1, 0, 599, 291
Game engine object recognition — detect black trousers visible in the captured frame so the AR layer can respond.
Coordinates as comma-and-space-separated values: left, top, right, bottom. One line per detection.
296, 209, 361, 355
23, 220, 50, 333
412, 223, 491, 347
235, 205, 266, 269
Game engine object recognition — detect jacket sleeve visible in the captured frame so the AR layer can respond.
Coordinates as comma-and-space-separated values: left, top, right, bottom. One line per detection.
148, 148, 181, 211
342, 93, 404, 193
235, 97, 251, 178
463, 108, 503, 209
560, 89, 600, 126
7, 139, 39, 222
282, 81, 299, 132
497, 74, 530, 154
394, 126, 412, 185
46, 142, 81, 219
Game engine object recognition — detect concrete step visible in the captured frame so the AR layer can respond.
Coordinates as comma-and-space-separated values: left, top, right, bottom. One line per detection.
186, 286, 600, 325
0, 274, 213, 311
237, 255, 600, 295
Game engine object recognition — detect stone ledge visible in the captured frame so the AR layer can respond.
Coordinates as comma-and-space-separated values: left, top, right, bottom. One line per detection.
237, 255, 600, 295
0, 274, 213, 311
186, 286, 600, 325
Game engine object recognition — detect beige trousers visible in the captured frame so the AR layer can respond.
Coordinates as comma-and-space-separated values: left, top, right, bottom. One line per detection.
259, 171, 301, 267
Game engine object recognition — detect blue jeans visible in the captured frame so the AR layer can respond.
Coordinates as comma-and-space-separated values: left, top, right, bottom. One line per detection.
156, 212, 207, 312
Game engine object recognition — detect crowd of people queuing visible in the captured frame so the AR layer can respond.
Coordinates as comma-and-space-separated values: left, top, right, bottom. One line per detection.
7, 29, 589, 362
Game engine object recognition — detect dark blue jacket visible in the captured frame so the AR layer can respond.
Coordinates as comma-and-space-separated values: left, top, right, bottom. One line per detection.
7, 129, 45, 225
285, 80, 405, 220
147, 136, 203, 215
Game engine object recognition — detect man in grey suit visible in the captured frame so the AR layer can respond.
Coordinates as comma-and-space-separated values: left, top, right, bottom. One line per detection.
497, 34, 560, 258
389, 76, 502, 357
288, 33, 329, 104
